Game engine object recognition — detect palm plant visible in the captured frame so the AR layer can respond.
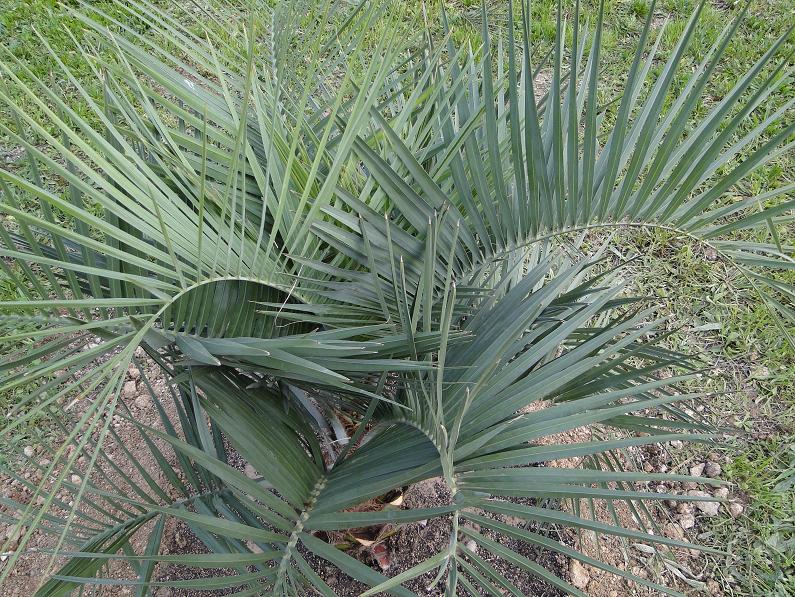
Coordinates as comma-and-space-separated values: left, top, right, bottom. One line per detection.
0, 0, 792, 594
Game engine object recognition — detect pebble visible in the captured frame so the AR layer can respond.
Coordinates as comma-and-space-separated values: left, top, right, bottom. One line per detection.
690, 463, 705, 477
687, 490, 720, 516
134, 395, 149, 409
23, 446, 35, 458
70, 474, 82, 485
122, 381, 137, 399
676, 502, 693, 515
728, 502, 744, 518
714, 487, 729, 500
569, 559, 590, 589
663, 522, 685, 541
670, 440, 684, 449
680, 513, 695, 529
464, 539, 478, 555
706, 579, 723, 596
704, 462, 722, 478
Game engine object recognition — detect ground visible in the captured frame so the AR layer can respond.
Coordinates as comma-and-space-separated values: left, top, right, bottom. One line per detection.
0, 0, 793, 595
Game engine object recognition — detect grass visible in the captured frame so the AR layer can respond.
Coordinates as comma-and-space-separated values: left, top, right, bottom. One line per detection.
1, 0, 793, 594
607, 225, 795, 594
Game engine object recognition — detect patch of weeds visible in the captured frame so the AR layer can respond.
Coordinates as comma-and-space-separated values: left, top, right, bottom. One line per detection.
703, 440, 795, 594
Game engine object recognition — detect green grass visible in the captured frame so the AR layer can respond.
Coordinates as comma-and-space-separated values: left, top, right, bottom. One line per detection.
1, 0, 793, 594
606, 226, 795, 594
706, 440, 795, 594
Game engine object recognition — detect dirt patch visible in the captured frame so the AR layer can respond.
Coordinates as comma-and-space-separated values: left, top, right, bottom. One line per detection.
2, 357, 741, 597
1, 351, 182, 595
154, 521, 238, 597
306, 477, 567, 596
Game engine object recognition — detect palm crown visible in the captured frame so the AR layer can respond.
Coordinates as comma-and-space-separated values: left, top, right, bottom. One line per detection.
0, 0, 792, 595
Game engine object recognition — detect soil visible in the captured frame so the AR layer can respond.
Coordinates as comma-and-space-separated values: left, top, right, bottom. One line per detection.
2, 357, 729, 597
0, 349, 183, 596
303, 478, 567, 596
153, 521, 238, 597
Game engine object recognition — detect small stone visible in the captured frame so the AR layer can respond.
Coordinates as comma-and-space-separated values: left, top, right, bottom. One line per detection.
706, 579, 723, 596
676, 502, 693, 515
728, 502, 744, 518
714, 487, 729, 500
663, 522, 685, 541
70, 474, 82, 485
751, 365, 770, 379
128, 366, 141, 380
643, 462, 654, 473
23, 446, 35, 458
609, 591, 619, 597
569, 560, 590, 589
123, 381, 137, 399
134, 395, 148, 409
687, 490, 720, 517
690, 463, 705, 477
679, 513, 695, 529
704, 462, 722, 478
670, 440, 684, 449
464, 539, 478, 554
